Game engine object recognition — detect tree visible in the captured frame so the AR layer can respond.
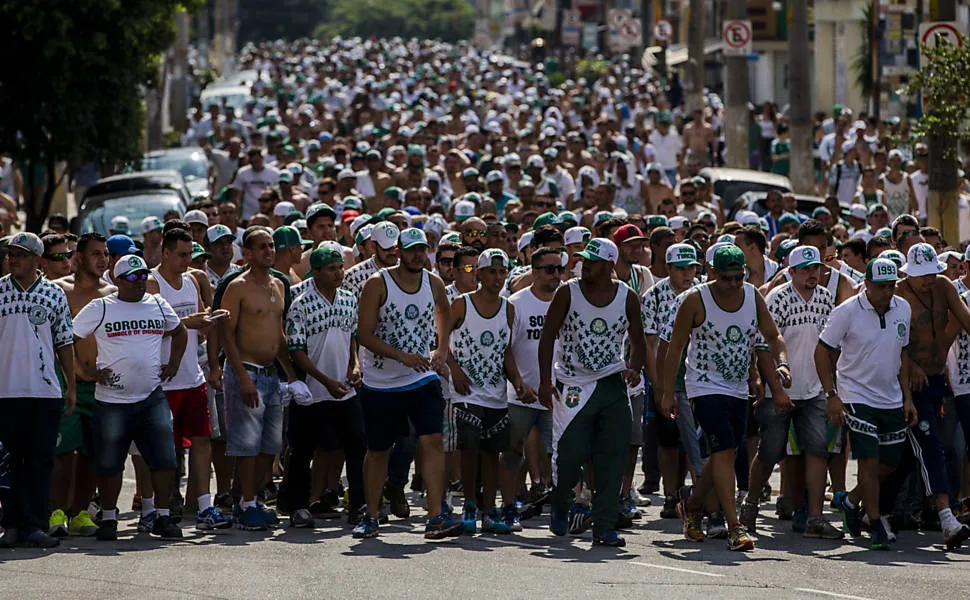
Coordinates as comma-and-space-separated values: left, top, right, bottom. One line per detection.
850, 0, 876, 113
239, 0, 332, 42
905, 34, 970, 245
314, 0, 473, 44
0, 0, 202, 232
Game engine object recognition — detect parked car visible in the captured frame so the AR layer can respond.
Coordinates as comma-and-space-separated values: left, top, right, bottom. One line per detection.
140, 147, 210, 200
734, 191, 849, 220
81, 171, 192, 206
74, 189, 186, 241
698, 168, 792, 219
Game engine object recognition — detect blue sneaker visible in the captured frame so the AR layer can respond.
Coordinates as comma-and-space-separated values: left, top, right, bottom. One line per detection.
257, 504, 280, 527
550, 508, 568, 536
197, 506, 233, 530
836, 492, 862, 537
237, 506, 268, 531
830, 490, 845, 511
441, 500, 454, 517
424, 513, 463, 539
462, 500, 478, 534
352, 515, 380, 539
482, 507, 512, 534
137, 510, 157, 533
592, 530, 626, 547
568, 503, 592, 535
503, 505, 522, 532
792, 507, 808, 534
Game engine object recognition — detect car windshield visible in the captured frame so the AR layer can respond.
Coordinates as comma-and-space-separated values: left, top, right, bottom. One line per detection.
79, 194, 182, 239
141, 152, 208, 182
715, 181, 790, 210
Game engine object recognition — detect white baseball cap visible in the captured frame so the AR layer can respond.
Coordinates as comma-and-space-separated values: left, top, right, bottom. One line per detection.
477, 248, 510, 269
866, 257, 901, 282
454, 200, 476, 221
355, 223, 374, 244
788, 245, 822, 269
399, 227, 429, 249
735, 210, 760, 227
370, 221, 401, 250
110, 215, 131, 233
113, 254, 149, 278
140, 216, 164, 234
517, 231, 534, 252
848, 204, 868, 220
574, 238, 618, 264
350, 214, 370, 237
705, 241, 734, 264
273, 201, 297, 217
665, 243, 700, 267
668, 216, 689, 230
8, 232, 44, 256
900, 242, 945, 277
564, 226, 592, 246
183, 210, 208, 226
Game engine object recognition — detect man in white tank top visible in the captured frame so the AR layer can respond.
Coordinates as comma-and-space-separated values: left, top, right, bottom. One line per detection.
661, 245, 791, 552
153, 228, 232, 531
444, 248, 524, 535
538, 238, 646, 548
354, 228, 463, 540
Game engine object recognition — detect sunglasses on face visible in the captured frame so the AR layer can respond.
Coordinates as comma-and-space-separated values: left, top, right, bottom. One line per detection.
461, 264, 476, 273
536, 265, 566, 275
534, 201, 555, 208
463, 229, 486, 238
44, 251, 74, 262
122, 272, 149, 282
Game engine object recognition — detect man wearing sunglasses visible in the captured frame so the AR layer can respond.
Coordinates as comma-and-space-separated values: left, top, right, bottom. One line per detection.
0, 232, 76, 548
41, 234, 74, 280
459, 217, 488, 252
661, 245, 791, 552
539, 238, 646, 547
72, 253, 188, 541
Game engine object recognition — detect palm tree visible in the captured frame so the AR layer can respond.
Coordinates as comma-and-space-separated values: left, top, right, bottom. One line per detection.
850, 0, 877, 113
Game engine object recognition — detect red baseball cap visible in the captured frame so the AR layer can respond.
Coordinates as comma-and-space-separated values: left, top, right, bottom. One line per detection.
341, 209, 360, 223
613, 224, 647, 245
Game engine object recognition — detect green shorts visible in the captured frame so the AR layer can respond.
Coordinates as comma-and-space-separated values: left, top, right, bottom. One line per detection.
844, 403, 907, 467
56, 381, 96, 456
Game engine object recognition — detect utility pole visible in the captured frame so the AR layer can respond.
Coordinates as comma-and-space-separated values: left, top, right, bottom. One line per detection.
687, 0, 706, 111
926, 0, 960, 243
724, 0, 749, 169
788, 0, 813, 193
170, 9, 189, 135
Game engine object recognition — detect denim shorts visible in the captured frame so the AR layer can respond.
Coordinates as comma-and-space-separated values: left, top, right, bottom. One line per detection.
502, 403, 553, 469
92, 387, 178, 475
224, 362, 283, 457
756, 393, 828, 464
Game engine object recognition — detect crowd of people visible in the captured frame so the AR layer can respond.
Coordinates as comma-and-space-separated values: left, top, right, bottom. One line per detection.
2, 37, 970, 555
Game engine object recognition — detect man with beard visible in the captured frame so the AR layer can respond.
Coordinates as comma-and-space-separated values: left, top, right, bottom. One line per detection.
343, 222, 400, 300
460, 217, 488, 252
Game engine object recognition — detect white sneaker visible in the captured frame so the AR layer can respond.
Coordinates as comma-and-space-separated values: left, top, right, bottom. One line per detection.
879, 516, 896, 543
630, 488, 652, 507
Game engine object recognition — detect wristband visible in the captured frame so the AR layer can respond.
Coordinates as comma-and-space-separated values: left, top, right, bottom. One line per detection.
776, 362, 789, 369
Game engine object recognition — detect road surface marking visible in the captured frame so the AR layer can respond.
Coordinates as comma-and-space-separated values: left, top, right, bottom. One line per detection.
794, 588, 875, 600
631, 561, 723, 577
486, 537, 556, 550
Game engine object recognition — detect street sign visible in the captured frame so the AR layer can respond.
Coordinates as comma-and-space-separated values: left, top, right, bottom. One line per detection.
919, 21, 966, 68
582, 23, 598, 51
561, 9, 580, 47
608, 9, 642, 52
723, 19, 753, 56
653, 19, 672, 43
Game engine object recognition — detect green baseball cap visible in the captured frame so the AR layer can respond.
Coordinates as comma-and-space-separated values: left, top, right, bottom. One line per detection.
191, 242, 211, 261
575, 238, 618, 264
370, 207, 398, 224
273, 226, 311, 250
646, 215, 668, 228
532, 211, 559, 230
384, 186, 404, 204
865, 257, 901, 282
778, 212, 801, 227
774, 238, 798, 262
712, 245, 746, 272
309, 243, 344, 269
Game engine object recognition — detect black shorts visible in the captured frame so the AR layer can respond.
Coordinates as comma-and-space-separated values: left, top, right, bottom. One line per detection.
691, 394, 748, 455
360, 378, 445, 452
454, 403, 510, 454
288, 397, 364, 452
656, 413, 681, 449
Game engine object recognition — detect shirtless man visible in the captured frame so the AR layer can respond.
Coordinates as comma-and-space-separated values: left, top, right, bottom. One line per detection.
645, 164, 675, 211
682, 109, 716, 167
219, 226, 298, 531
49, 233, 115, 537
894, 243, 970, 549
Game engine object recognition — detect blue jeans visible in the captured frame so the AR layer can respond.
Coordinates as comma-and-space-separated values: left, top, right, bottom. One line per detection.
224, 362, 283, 457
93, 388, 177, 475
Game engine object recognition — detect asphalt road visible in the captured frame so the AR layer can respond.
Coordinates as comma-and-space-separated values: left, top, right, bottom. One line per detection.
2, 465, 969, 600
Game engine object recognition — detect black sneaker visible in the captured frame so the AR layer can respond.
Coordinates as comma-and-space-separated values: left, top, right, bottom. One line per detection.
660, 496, 680, 519
22, 530, 60, 548
410, 473, 425, 493
346, 506, 365, 526
96, 520, 118, 541
322, 488, 340, 511
169, 491, 184, 523
637, 481, 659, 495
214, 492, 234, 512
615, 510, 634, 530
152, 515, 183, 539
383, 482, 410, 519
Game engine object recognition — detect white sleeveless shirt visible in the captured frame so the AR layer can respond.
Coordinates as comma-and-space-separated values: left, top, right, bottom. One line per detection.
360, 269, 438, 391
685, 282, 759, 400
554, 280, 630, 386
152, 269, 204, 391
449, 295, 510, 409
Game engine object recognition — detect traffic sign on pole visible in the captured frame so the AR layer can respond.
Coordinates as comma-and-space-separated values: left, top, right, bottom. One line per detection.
723, 19, 752, 56
653, 19, 672, 43
918, 21, 966, 68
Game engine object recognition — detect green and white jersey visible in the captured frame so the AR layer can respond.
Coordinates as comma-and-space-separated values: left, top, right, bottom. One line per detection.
449, 295, 511, 409
765, 282, 833, 400
642, 277, 678, 336
659, 288, 692, 393
342, 257, 379, 300
950, 290, 970, 396
287, 282, 358, 402
206, 263, 243, 290
0, 275, 74, 399
503, 264, 531, 298
360, 270, 438, 390
554, 279, 630, 386
685, 282, 760, 400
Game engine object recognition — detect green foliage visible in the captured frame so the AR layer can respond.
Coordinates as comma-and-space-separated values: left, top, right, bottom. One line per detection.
850, 0, 875, 110
906, 38, 970, 158
0, 0, 203, 230
239, 0, 331, 42
314, 0, 473, 43
575, 59, 609, 84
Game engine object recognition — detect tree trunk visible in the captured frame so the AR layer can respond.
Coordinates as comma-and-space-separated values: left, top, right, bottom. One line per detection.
927, 0, 960, 243
788, 0, 813, 194
724, 0, 749, 169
